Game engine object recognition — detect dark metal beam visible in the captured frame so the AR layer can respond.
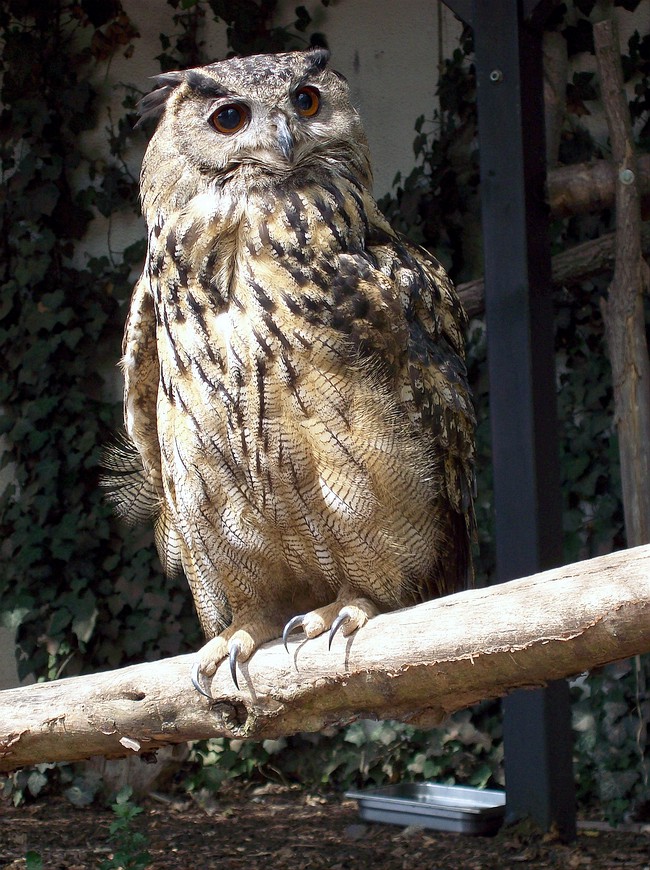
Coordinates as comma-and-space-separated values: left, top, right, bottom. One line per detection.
446, 0, 555, 26
443, 0, 472, 23
470, 0, 576, 839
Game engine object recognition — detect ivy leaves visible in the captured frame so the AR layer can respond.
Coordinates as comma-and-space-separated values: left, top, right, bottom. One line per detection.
0, 0, 332, 683
0, 2, 195, 681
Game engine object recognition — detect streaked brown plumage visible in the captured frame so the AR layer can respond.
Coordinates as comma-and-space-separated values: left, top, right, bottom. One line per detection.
106, 48, 475, 688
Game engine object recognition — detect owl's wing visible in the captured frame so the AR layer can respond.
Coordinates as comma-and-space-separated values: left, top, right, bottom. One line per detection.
103, 276, 184, 577
404, 239, 475, 596
120, 277, 162, 482
366, 209, 476, 598
115, 275, 232, 637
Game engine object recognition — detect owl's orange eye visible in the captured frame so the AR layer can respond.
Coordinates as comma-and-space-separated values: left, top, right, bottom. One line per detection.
209, 103, 249, 134
294, 86, 320, 118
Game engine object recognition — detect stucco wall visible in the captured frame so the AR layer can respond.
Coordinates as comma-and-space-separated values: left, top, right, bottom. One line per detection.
112, 0, 462, 197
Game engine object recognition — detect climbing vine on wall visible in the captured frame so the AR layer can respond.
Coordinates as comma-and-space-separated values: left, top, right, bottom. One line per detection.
0, 0, 327, 682
0, 1, 163, 682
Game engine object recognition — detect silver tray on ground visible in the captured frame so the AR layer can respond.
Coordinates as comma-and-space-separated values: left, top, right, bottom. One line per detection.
345, 783, 506, 836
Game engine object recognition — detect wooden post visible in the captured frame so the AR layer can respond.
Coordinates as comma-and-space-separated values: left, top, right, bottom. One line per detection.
594, 19, 650, 549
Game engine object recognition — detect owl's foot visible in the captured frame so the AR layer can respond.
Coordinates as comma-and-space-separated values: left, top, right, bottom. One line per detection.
192, 621, 282, 696
282, 596, 378, 651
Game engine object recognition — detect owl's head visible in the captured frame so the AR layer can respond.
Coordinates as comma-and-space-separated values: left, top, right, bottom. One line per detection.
139, 48, 372, 207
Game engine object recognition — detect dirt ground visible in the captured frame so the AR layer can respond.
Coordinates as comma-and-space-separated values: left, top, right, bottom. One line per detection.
1, 784, 649, 869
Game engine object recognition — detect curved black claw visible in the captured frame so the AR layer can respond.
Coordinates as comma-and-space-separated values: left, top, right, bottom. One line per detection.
229, 641, 241, 689
328, 613, 350, 650
282, 614, 307, 652
191, 661, 214, 700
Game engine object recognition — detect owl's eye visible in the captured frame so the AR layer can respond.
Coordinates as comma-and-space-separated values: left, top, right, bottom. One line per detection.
209, 103, 249, 134
294, 86, 320, 118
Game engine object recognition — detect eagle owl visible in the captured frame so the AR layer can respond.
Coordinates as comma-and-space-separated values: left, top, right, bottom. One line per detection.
109, 48, 475, 692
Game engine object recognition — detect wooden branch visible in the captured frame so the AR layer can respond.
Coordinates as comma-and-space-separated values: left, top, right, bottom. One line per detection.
543, 31, 568, 167
458, 222, 650, 318
1, 545, 649, 773
594, 20, 650, 548
547, 153, 650, 218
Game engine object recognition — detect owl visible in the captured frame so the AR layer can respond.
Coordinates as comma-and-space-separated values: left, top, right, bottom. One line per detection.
106, 48, 475, 694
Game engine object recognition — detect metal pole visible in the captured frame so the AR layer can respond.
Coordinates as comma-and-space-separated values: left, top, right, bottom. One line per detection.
470, 0, 576, 838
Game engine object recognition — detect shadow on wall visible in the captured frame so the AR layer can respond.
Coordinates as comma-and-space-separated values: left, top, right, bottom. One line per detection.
0, 628, 19, 690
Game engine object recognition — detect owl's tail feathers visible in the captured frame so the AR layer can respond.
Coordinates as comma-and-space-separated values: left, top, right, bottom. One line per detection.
100, 434, 183, 577
100, 434, 159, 523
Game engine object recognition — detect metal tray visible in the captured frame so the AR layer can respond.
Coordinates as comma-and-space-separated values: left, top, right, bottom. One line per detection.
345, 783, 506, 835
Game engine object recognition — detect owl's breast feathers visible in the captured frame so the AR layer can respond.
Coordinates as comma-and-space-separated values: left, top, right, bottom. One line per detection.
118, 170, 474, 623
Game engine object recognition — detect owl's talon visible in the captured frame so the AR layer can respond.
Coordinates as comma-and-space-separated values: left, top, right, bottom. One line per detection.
328, 612, 350, 649
191, 662, 214, 700
282, 614, 307, 651
229, 641, 241, 689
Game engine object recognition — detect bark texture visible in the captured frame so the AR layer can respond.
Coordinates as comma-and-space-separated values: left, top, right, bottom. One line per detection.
1, 545, 649, 773
594, 19, 650, 548
458, 224, 650, 319
547, 153, 650, 218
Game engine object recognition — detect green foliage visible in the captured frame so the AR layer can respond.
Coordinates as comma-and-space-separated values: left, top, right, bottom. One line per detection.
1, 758, 104, 808
549, 18, 650, 822
156, 0, 327, 71
378, 4, 650, 824
0, 1, 329, 683
186, 704, 504, 795
0, 1, 197, 682
1, 763, 58, 807
187, 735, 280, 793
100, 786, 151, 870
555, 279, 626, 562
379, 27, 481, 282
573, 658, 650, 824
624, 28, 650, 148
25, 852, 43, 870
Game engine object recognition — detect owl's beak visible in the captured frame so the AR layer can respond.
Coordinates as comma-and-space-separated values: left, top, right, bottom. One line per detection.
272, 114, 294, 163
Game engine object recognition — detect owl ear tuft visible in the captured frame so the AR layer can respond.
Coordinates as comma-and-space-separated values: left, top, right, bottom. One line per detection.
136, 71, 186, 128
304, 47, 331, 73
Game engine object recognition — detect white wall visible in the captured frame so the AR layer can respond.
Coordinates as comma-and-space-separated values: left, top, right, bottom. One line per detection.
90, 0, 650, 201
115, 0, 462, 197
0, 631, 18, 690
73, 0, 459, 267
73, 0, 648, 277
276, 0, 463, 196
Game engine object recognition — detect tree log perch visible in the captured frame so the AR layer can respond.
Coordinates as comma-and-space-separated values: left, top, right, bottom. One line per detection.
457, 222, 650, 319
1, 545, 649, 773
547, 153, 650, 218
